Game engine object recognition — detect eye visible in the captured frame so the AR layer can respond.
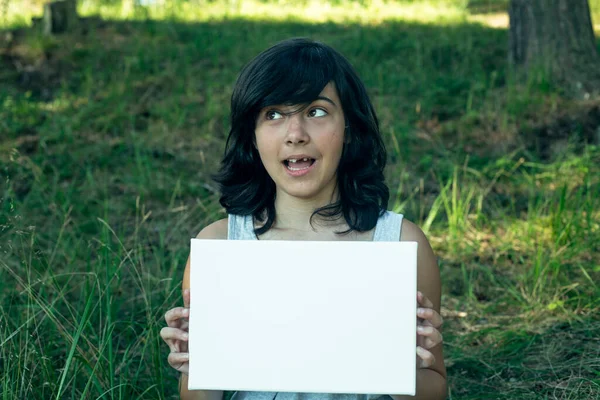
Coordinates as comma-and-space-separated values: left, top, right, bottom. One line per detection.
308, 108, 327, 117
265, 110, 283, 120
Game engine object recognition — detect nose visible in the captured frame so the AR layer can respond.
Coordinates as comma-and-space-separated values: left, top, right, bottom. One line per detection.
284, 114, 310, 145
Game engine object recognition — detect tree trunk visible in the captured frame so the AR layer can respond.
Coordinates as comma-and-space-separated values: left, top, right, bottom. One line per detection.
43, 0, 79, 35
509, 0, 600, 97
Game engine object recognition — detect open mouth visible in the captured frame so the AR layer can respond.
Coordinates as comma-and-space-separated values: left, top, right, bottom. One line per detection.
283, 157, 316, 171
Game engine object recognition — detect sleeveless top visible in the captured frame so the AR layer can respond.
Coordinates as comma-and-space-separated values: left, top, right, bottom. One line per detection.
227, 210, 404, 400
228, 210, 403, 242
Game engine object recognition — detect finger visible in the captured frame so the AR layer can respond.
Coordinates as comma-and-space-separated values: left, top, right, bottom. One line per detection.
417, 307, 443, 328
183, 288, 191, 308
160, 326, 178, 353
168, 352, 190, 374
164, 339, 178, 353
417, 291, 434, 309
165, 307, 190, 325
160, 327, 186, 353
179, 340, 189, 354
160, 327, 189, 343
417, 325, 443, 349
416, 346, 435, 369
416, 331, 426, 350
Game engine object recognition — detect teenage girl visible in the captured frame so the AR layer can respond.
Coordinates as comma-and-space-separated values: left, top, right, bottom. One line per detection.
160, 38, 446, 400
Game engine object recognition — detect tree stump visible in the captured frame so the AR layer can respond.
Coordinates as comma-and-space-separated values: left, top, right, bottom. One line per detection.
509, 0, 600, 97
42, 0, 78, 35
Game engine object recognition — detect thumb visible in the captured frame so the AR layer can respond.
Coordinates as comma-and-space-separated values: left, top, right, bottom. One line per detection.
183, 288, 191, 308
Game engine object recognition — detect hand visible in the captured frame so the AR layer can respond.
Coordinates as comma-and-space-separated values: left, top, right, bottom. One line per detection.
416, 290, 443, 369
161, 288, 191, 375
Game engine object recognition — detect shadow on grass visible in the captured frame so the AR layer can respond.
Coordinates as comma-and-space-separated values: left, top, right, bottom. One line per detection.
445, 317, 600, 399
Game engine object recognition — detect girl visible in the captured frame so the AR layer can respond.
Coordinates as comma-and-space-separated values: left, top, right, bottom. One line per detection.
160, 38, 446, 400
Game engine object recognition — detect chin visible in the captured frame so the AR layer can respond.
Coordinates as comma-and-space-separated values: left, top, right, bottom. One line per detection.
280, 179, 337, 201
283, 187, 322, 200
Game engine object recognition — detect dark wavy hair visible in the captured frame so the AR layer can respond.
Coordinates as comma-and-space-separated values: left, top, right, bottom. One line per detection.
213, 37, 389, 235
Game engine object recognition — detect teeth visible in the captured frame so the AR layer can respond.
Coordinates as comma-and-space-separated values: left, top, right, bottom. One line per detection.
287, 164, 310, 171
287, 158, 310, 163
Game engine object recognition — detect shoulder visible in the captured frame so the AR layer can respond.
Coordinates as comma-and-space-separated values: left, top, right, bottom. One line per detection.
183, 218, 228, 290
399, 218, 435, 261
399, 218, 428, 243
399, 218, 440, 306
195, 217, 228, 239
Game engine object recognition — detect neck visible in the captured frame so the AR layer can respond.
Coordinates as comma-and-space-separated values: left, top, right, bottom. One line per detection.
272, 184, 343, 232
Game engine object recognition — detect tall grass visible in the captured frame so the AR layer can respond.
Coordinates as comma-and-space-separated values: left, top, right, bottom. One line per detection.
1, 1, 600, 399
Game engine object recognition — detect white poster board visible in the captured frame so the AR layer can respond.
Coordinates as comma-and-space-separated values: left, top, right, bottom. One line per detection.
188, 239, 418, 396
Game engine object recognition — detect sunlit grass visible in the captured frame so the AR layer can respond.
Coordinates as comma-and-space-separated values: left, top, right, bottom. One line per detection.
6, 0, 470, 28
111, 0, 468, 24
6, 0, 600, 30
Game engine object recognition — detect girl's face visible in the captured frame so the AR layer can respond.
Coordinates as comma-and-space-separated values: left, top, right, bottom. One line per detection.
254, 82, 345, 201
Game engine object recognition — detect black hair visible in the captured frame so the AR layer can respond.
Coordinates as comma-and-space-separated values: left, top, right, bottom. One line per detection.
213, 37, 389, 235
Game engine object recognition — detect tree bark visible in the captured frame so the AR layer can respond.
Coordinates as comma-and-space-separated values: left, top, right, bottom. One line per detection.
509, 0, 600, 97
43, 0, 79, 35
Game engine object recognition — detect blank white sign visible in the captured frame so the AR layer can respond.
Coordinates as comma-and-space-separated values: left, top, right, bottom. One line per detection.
188, 239, 418, 396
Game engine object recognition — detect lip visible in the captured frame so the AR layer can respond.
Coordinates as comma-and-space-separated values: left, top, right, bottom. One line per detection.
283, 159, 317, 177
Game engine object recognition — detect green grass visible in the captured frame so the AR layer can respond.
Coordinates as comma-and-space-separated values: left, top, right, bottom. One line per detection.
1, 1, 600, 399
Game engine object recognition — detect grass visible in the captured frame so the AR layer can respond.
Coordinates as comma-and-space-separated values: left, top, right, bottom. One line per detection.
1, 0, 600, 399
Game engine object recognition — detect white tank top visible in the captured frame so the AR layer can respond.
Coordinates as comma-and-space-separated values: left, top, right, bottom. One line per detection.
227, 210, 404, 241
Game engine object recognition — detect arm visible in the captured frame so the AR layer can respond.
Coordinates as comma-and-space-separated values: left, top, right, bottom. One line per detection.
390, 369, 446, 400
390, 220, 447, 400
179, 219, 229, 400
179, 373, 223, 400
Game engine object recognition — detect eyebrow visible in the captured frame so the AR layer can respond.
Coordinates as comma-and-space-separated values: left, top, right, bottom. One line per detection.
315, 96, 337, 107
265, 96, 338, 112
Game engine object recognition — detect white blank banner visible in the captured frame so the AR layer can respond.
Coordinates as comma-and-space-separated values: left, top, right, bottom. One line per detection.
188, 239, 418, 396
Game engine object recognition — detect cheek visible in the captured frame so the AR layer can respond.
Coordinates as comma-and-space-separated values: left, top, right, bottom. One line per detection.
326, 129, 345, 157
255, 135, 278, 164
312, 119, 344, 146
